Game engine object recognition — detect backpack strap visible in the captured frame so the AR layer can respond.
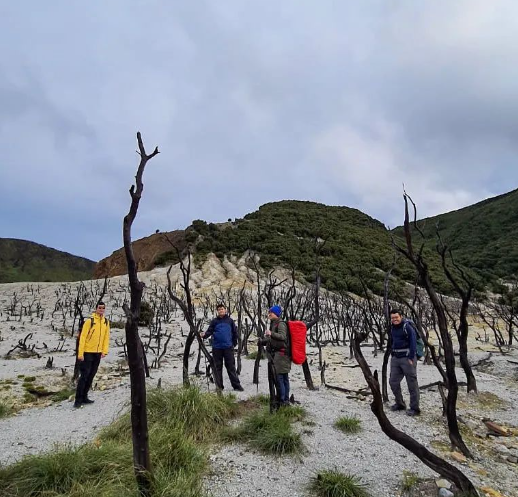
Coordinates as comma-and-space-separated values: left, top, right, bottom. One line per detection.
85, 318, 96, 341
271, 320, 288, 352
285, 321, 291, 357
402, 321, 409, 340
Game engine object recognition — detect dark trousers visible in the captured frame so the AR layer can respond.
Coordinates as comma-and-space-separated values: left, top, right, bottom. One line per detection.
277, 373, 290, 403
75, 352, 101, 403
389, 355, 419, 410
212, 348, 241, 389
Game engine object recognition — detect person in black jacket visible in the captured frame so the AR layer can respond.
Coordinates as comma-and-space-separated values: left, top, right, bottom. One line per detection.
201, 303, 244, 391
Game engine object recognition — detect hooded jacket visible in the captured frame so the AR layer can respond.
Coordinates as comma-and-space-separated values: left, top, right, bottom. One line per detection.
266, 319, 291, 374
78, 313, 110, 358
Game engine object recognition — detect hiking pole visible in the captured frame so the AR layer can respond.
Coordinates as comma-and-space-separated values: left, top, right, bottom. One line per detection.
203, 346, 210, 392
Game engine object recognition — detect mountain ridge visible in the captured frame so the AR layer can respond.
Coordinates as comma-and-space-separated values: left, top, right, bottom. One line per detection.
0, 238, 95, 283
3, 187, 517, 288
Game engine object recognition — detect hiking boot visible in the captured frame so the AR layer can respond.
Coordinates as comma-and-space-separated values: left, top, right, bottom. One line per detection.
83, 398, 94, 404
390, 403, 406, 412
233, 385, 244, 392
73, 402, 83, 409
406, 409, 421, 417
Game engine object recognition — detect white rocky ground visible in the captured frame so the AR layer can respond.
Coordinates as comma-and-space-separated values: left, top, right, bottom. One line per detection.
0, 259, 517, 497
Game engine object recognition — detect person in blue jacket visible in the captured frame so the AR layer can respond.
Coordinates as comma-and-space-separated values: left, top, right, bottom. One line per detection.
389, 309, 420, 416
201, 303, 244, 391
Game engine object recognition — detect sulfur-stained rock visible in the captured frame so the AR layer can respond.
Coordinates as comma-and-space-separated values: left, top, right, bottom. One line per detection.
483, 420, 509, 436
435, 478, 452, 489
450, 451, 467, 463
480, 486, 506, 497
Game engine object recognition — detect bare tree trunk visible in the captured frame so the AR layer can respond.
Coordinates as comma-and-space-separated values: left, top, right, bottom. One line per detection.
352, 332, 478, 495
438, 242, 477, 393
302, 359, 315, 390
182, 330, 196, 386
382, 259, 395, 401
164, 245, 218, 392
393, 193, 472, 458
122, 132, 159, 496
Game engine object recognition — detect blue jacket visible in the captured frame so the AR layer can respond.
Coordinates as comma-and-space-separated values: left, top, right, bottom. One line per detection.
391, 319, 417, 359
204, 315, 238, 350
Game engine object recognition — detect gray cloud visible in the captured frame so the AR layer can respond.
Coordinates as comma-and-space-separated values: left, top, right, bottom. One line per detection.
1, 1, 517, 260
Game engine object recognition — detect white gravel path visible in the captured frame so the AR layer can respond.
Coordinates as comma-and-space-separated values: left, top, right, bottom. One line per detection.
0, 385, 130, 465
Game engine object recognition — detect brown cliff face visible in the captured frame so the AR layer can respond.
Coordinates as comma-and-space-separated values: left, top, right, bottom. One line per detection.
94, 230, 187, 278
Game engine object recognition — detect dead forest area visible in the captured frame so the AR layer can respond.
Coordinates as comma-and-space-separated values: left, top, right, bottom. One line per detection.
0, 134, 517, 497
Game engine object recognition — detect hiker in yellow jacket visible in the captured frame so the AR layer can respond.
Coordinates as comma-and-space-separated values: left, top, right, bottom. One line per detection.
74, 302, 110, 408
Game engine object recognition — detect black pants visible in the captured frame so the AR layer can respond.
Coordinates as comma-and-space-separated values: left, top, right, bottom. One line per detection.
212, 348, 241, 389
75, 352, 101, 403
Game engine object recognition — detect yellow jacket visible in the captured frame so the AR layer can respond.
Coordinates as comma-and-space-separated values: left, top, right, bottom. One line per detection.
78, 313, 110, 358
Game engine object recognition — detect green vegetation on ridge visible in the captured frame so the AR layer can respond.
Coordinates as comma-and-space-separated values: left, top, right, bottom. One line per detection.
184, 200, 457, 294
0, 238, 95, 283
392, 188, 518, 282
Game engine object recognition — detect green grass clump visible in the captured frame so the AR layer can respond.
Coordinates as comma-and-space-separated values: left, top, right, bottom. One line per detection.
102, 386, 238, 444
310, 470, 370, 497
0, 401, 13, 418
24, 376, 37, 382
334, 416, 362, 434
226, 404, 306, 455
22, 392, 36, 403
0, 386, 238, 496
400, 470, 421, 491
0, 441, 133, 496
248, 393, 270, 406
51, 388, 75, 402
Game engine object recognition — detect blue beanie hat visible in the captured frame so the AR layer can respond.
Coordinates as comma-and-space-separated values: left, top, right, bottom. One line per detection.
269, 305, 282, 317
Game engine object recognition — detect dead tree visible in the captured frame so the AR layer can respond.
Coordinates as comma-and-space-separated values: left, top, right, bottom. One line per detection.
393, 192, 472, 458
164, 240, 217, 389
437, 235, 477, 393
352, 331, 478, 496
249, 254, 267, 385
477, 279, 518, 350
122, 132, 159, 496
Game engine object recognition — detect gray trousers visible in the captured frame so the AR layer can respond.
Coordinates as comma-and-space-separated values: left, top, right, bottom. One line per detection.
389, 355, 419, 410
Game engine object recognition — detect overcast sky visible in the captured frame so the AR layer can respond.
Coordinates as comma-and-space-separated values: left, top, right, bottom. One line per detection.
1, 1, 517, 262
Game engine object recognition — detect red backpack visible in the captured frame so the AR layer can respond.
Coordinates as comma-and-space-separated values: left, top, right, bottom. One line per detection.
286, 321, 307, 365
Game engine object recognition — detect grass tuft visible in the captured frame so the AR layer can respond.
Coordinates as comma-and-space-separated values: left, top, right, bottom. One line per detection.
310, 470, 370, 497
0, 401, 13, 418
334, 416, 362, 434
0, 386, 238, 496
51, 387, 76, 403
400, 470, 420, 491
226, 404, 306, 455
